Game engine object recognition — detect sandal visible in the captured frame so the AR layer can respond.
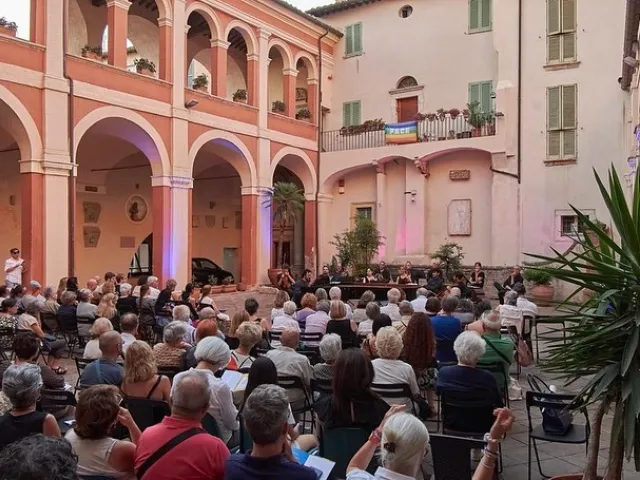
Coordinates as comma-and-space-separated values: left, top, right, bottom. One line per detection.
52, 366, 67, 375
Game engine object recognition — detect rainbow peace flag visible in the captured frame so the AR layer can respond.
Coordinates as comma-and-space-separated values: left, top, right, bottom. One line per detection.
385, 121, 418, 144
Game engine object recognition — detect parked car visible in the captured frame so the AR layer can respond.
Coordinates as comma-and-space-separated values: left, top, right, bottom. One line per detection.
192, 257, 234, 286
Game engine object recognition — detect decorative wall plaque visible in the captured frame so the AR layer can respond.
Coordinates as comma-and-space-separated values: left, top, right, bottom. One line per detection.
120, 236, 136, 248
447, 199, 472, 236
125, 195, 148, 223
83, 202, 102, 223
192, 215, 200, 228
296, 87, 308, 102
205, 215, 216, 228
449, 170, 470, 181
83, 226, 101, 248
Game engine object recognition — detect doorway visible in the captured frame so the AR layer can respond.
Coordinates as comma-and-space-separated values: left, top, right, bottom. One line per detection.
397, 96, 418, 122
223, 247, 240, 281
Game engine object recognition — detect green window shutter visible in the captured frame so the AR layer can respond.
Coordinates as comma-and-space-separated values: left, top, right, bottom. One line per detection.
345, 25, 353, 56
561, 84, 577, 129
468, 82, 481, 107
343, 102, 352, 127
480, 81, 492, 112
547, 35, 561, 63
547, 0, 561, 34
353, 23, 363, 54
562, 33, 576, 61
547, 86, 561, 130
480, 0, 492, 29
469, 0, 480, 31
352, 101, 361, 125
561, 0, 576, 32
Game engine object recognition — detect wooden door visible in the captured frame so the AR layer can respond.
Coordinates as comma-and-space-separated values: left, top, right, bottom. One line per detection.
397, 96, 419, 122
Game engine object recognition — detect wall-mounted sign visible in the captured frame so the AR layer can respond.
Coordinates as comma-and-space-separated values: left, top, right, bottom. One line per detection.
449, 170, 471, 181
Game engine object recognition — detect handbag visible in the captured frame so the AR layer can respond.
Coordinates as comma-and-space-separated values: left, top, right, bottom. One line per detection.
527, 374, 573, 435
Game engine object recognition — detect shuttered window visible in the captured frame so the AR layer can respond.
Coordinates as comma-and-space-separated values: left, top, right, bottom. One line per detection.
547, 0, 577, 64
345, 23, 363, 57
468, 81, 493, 113
547, 85, 577, 160
469, 0, 492, 33
343, 101, 362, 127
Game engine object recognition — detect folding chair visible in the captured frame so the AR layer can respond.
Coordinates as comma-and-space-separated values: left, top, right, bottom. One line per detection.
297, 349, 321, 365
299, 332, 323, 346
38, 388, 77, 434
278, 375, 314, 433
0, 327, 14, 361
311, 378, 333, 397
533, 317, 567, 361
268, 330, 283, 346
57, 312, 80, 358
201, 412, 221, 437
74, 357, 94, 392
157, 365, 182, 382
124, 396, 171, 431
477, 361, 510, 407
319, 425, 373, 479
371, 383, 417, 415
40, 311, 60, 335
525, 390, 589, 480
430, 433, 487, 480
238, 413, 254, 453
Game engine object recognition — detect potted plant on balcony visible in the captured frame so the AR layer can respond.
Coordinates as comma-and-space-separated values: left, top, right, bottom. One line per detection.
449, 108, 461, 120
526, 165, 640, 480
81, 45, 103, 61
0, 18, 18, 37
134, 58, 156, 77
264, 181, 304, 285
272, 100, 286, 114
296, 108, 312, 121
192, 73, 209, 92
484, 111, 496, 135
466, 101, 484, 137
233, 89, 248, 103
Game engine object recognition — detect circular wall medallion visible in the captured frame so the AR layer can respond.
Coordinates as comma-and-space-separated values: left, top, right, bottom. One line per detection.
399, 5, 413, 18
125, 195, 149, 223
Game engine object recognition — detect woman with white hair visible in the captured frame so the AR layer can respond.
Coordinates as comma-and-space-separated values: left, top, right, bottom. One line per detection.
152, 321, 189, 368
0, 364, 60, 449
380, 288, 402, 322
314, 333, 342, 382
346, 406, 514, 480
194, 336, 240, 445
115, 283, 137, 316
82, 317, 114, 359
371, 327, 419, 409
271, 301, 300, 332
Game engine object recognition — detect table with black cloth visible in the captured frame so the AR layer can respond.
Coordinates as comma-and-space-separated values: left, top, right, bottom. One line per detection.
301, 283, 421, 302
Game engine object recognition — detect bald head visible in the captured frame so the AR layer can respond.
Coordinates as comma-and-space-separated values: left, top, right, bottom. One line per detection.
280, 328, 300, 348
171, 370, 211, 419
86, 279, 98, 291
98, 330, 122, 359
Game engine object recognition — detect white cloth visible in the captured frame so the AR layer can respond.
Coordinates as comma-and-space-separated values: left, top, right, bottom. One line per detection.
266, 347, 313, 404
16, 313, 38, 331
304, 311, 330, 336
497, 304, 524, 335
191, 368, 239, 443
380, 303, 401, 322
83, 339, 102, 360
271, 315, 300, 332
148, 287, 160, 300
121, 332, 137, 355
517, 296, 538, 317
347, 467, 415, 480
65, 430, 132, 479
410, 295, 428, 313
372, 358, 420, 409
4, 257, 23, 285
357, 319, 373, 336
352, 308, 368, 324
270, 308, 284, 322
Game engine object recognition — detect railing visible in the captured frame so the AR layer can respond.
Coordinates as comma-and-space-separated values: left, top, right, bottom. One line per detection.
321, 115, 496, 153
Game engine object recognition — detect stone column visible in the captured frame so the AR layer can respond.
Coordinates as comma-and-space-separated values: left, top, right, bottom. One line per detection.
241, 193, 258, 285
374, 161, 387, 259
211, 39, 229, 98
258, 28, 271, 129
158, 17, 173, 82
43, 163, 71, 285
405, 159, 426, 255
172, 0, 187, 106
106, 0, 131, 69
307, 79, 319, 124
293, 208, 304, 273
304, 195, 317, 270
247, 54, 259, 107
151, 178, 172, 285
169, 177, 192, 286
30, 0, 45, 44
283, 68, 298, 118
20, 173, 44, 283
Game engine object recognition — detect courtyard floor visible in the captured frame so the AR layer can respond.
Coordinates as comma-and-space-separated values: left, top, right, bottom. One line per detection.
56, 290, 639, 479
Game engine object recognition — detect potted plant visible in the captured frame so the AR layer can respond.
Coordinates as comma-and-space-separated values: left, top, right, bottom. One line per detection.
449, 108, 461, 120
527, 165, 640, 480
466, 101, 485, 136
523, 268, 554, 304
272, 100, 286, 114
134, 58, 156, 77
330, 216, 384, 278
436, 108, 447, 121
0, 18, 18, 37
222, 277, 237, 293
484, 111, 496, 135
296, 108, 312, 121
429, 243, 464, 281
192, 73, 209, 92
264, 182, 304, 285
81, 45, 103, 61
233, 89, 248, 103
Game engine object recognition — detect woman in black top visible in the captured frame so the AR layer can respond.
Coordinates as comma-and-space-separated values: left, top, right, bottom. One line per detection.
326, 300, 357, 347
314, 348, 389, 432
469, 262, 485, 289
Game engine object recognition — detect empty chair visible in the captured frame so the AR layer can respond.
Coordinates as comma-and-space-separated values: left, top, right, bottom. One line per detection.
430, 433, 486, 480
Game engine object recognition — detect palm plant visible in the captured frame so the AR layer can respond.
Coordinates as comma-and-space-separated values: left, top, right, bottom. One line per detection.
265, 182, 304, 268
526, 165, 640, 480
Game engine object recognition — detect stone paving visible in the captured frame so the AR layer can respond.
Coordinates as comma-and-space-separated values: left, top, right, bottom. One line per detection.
54, 290, 640, 479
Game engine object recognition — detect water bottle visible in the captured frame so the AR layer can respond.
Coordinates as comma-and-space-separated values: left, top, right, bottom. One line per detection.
549, 385, 557, 393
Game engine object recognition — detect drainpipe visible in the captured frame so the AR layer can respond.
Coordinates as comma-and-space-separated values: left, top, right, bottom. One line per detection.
316, 29, 329, 272
517, 0, 522, 184
62, 0, 76, 276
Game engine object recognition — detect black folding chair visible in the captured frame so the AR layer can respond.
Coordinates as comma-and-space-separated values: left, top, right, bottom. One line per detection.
255, 348, 271, 357
74, 357, 94, 392
430, 433, 488, 480
533, 317, 567, 361
371, 383, 417, 415
297, 349, 321, 365
268, 330, 283, 346
157, 365, 182, 382
38, 388, 77, 434
40, 311, 60, 335
319, 425, 373, 479
477, 361, 510, 407
0, 327, 14, 361
299, 332, 323, 346
124, 396, 171, 431
201, 412, 221, 438
57, 312, 80, 358
311, 378, 333, 397
278, 375, 314, 433
525, 390, 589, 480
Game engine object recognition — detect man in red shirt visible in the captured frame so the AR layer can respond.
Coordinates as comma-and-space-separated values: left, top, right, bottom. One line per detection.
134, 370, 229, 479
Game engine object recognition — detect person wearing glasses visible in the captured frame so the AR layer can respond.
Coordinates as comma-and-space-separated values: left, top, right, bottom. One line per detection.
4, 248, 26, 289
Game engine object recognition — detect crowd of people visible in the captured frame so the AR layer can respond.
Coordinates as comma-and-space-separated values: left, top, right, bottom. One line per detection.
0, 247, 537, 479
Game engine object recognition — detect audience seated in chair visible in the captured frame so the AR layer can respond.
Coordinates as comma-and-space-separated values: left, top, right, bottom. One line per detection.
314, 333, 342, 382
295, 293, 317, 325
116, 283, 138, 316
392, 301, 414, 336
357, 302, 380, 337
402, 312, 438, 411
266, 329, 313, 407
410, 287, 429, 313
326, 300, 357, 346
497, 290, 524, 335
17, 301, 67, 373
304, 300, 331, 339
352, 290, 376, 324
122, 340, 171, 402
0, 364, 60, 449
226, 310, 250, 350
134, 370, 230, 480
120, 313, 139, 355
153, 321, 189, 369
82, 317, 114, 360
80, 331, 124, 387
329, 286, 353, 320
270, 290, 289, 323
431, 297, 463, 364
227, 322, 262, 371
0, 434, 78, 480
380, 288, 402, 322
183, 319, 220, 370
362, 314, 392, 360
467, 311, 514, 390
173, 304, 196, 344
271, 301, 300, 335
225, 384, 318, 480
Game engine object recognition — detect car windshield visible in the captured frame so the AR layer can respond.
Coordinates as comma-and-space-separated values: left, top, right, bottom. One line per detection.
199, 259, 219, 269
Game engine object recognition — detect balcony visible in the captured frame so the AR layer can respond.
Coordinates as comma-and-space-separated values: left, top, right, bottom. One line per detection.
321, 114, 496, 153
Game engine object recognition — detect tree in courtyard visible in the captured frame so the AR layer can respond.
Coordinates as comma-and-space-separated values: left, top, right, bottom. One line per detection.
266, 182, 305, 268
331, 216, 384, 277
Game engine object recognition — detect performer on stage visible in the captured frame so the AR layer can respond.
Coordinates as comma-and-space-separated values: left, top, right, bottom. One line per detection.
376, 261, 391, 283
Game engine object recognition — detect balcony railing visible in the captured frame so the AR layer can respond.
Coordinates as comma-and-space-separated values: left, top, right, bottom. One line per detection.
320, 115, 496, 153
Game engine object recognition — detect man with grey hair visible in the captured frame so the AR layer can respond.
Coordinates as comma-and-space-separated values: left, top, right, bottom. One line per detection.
76, 288, 98, 339
79, 330, 124, 387
477, 311, 514, 389
173, 304, 196, 344
411, 287, 429, 313
314, 333, 341, 382
497, 290, 524, 335
147, 275, 160, 300
224, 384, 317, 479
271, 301, 300, 334
329, 286, 353, 319
0, 364, 60, 448
267, 329, 312, 406
357, 302, 379, 336
21, 280, 44, 311
380, 288, 402, 322
431, 296, 462, 364
304, 299, 330, 338
134, 370, 230, 479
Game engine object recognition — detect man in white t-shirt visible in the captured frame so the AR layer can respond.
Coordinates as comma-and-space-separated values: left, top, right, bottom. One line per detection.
4, 248, 25, 288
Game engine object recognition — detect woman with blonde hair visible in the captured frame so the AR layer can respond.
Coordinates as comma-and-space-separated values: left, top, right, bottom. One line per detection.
326, 300, 357, 346
225, 310, 250, 350
270, 290, 289, 322
82, 318, 114, 360
55, 277, 68, 303
97, 293, 120, 331
121, 340, 170, 402
227, 322, 263, 370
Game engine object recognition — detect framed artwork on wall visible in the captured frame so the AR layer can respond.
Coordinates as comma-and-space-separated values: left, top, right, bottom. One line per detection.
124, 195, 149, 223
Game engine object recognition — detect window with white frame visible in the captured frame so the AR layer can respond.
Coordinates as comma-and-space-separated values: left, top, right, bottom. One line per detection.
547, 85, 577, 160
547, 0, 577, 64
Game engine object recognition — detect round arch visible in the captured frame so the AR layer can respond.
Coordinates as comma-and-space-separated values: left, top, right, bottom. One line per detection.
267, 38, 294, 71
224, 20, 257, 55
188, 130, 257, 188
294, 51, 317, 79
0, 84, 43, 162
271, 146, 317, 195
152, 0, 173, 21
184, 3, 223, 40
73, 106, 170, 177
416, 147, 491, 164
